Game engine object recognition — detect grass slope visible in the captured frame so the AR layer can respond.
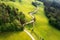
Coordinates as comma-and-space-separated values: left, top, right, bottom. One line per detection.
0, 0, 60, 40
0, 31, 31, 40
33, 3, 60, 40
21, 0, 60, 40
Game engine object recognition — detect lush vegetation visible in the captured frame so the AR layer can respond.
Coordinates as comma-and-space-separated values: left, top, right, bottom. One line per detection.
25, 0, 60, 40
37, 0, 60, 30
0, 2, 25, 32
0, 0, 60, 40
0, 0, 33, 40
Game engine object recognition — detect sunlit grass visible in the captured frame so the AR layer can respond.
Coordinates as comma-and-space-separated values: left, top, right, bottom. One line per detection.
33, 4, 60, 40
0, 31, 31, 40
0, 0, 60, 40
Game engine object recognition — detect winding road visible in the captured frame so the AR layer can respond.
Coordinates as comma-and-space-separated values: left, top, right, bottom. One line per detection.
23, 7, 39, 40
23, 7, 39, 26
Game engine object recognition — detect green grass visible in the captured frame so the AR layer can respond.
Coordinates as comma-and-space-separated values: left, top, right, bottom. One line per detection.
21, 0, 60, 40
0, 31, 31, 40
0, 0, 60, 40
33, 4, 60, 40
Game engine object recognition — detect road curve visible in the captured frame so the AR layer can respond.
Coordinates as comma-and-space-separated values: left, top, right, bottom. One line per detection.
23, 7, 39, 26
23, 7, 39, 40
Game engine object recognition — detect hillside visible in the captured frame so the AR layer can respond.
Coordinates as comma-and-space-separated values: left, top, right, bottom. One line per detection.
0, 0, 60, 40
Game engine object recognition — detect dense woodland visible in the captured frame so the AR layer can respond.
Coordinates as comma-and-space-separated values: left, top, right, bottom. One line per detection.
0, 3, 25, 32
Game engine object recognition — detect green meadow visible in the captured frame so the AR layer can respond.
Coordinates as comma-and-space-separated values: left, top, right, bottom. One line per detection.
0, 0, 60, 40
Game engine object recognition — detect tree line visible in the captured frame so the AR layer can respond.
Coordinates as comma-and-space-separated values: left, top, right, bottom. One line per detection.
37, 0, 60, 30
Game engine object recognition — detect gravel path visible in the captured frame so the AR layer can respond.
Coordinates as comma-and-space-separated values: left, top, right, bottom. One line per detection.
24, 7, 39, 40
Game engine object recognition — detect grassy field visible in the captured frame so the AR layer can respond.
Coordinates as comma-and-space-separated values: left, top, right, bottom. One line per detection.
22, 0, 60, 40
33, 3, 60, 40
0, 0, 60, 40
0, 31, 31, 40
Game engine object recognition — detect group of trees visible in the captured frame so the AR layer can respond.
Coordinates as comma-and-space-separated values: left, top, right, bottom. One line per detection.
0, 3, 25, 32
0, 0, 22, 2
38, 0, 60, 30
